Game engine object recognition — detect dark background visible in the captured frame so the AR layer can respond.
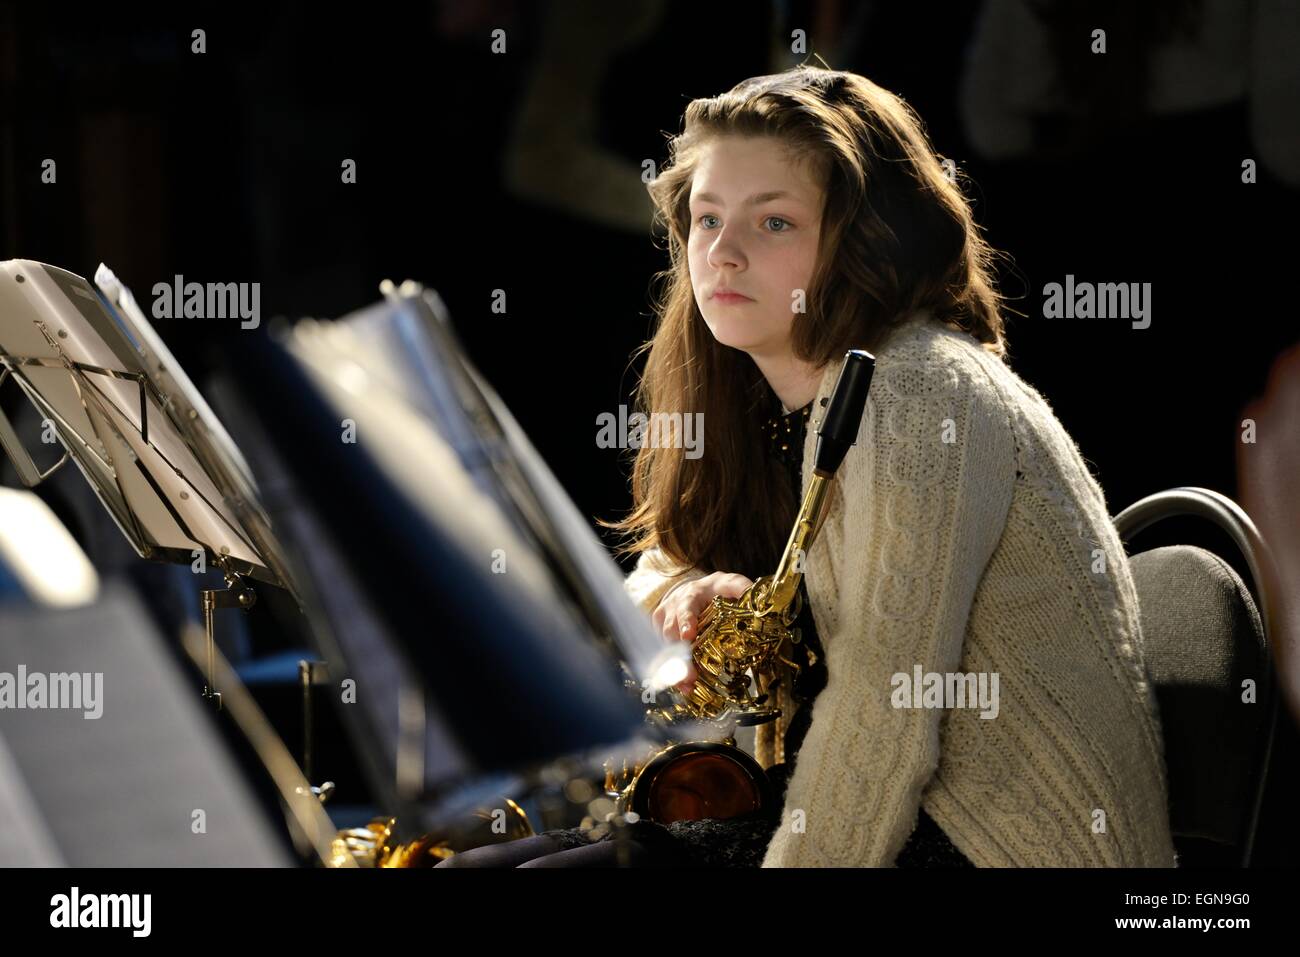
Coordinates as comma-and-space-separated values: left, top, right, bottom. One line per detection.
2, 0, 1295, 554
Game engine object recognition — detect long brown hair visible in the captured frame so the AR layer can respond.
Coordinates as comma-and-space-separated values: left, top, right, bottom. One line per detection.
603, 64, 1015, 578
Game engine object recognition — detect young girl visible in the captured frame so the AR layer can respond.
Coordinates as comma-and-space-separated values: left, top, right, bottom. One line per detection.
441, 64, 1177, 868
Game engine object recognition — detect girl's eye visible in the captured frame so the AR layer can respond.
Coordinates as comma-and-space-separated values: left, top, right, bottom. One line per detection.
695, 213, 791, 231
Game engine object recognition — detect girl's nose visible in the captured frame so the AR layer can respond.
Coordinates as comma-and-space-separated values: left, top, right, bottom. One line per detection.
707, 229, 745, 270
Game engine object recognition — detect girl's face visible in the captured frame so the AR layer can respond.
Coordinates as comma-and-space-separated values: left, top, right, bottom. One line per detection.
687, 135, 824, 357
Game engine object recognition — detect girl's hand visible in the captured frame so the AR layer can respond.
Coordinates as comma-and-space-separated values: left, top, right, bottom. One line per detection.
651, 572, 755, 694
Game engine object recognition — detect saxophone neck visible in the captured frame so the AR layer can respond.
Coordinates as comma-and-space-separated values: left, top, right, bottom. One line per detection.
762, 470, 833, 613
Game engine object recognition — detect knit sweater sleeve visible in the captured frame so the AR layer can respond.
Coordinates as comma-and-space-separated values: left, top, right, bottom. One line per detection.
622, 545, 711, 616
761, 346, 1017, 867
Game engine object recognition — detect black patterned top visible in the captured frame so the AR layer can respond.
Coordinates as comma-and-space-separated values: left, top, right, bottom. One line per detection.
542, 393, 974, 867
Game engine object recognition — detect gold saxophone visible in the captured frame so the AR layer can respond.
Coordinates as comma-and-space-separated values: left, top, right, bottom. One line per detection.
604, 349, 876, 825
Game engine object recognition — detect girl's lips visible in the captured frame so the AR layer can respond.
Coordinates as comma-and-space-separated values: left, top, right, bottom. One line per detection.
712, 291, 753, 303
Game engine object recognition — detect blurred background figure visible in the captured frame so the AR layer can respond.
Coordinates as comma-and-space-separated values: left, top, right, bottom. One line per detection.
1238, 342, 1300, 724
960, 0, 1300, 184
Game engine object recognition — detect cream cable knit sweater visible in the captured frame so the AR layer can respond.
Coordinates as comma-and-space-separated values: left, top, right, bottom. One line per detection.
622, 312, 1177, 867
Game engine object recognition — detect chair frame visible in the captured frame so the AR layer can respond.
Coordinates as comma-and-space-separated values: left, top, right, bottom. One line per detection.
1113, 486, 1280, 867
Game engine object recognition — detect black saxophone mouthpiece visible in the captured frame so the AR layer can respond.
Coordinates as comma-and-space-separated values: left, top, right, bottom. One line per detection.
814, 349, 875, 475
